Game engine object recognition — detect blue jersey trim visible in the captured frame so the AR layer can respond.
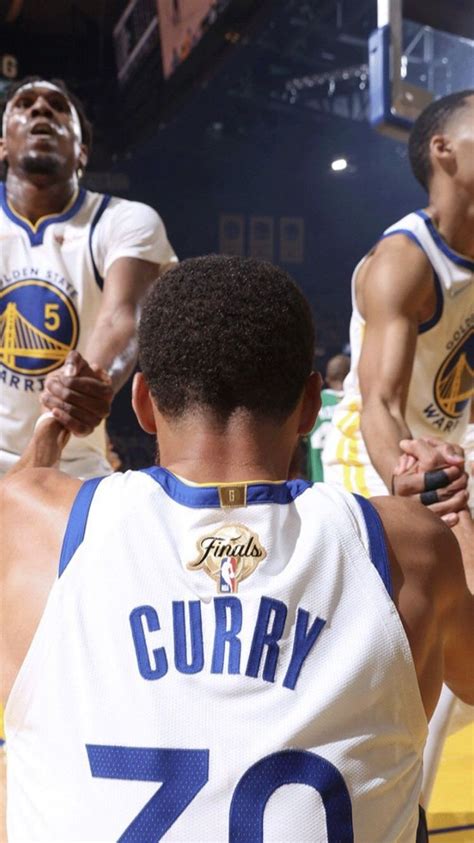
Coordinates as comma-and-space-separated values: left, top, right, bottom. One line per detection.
88, 195, 112, 290
58, 477, 104, 577
0, 183, 86, 247
415, 210, 474, 271
353, 494, 393, 598
418, 271, 443, 334
142, 466, 312, 508
379, 229, 444, 334
380, 228, 424, 252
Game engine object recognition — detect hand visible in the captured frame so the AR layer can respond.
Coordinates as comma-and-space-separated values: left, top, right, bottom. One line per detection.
41, 350, 113, 437
392, 437, 468, 526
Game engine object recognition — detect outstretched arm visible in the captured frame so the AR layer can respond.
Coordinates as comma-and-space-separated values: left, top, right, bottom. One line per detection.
358, 235, 432, 483
0, 436, 81, 705
372, 496, 474, 716
41, 257, 173, 436
358, 235, 467, 517
441, 509, 474, 702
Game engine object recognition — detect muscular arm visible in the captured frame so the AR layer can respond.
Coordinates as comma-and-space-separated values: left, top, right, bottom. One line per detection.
372, 497, 474, 716
0, 465, 80, 705
357, 235, 435, 488
83, 257, 168, 393
42, 259, 173, 435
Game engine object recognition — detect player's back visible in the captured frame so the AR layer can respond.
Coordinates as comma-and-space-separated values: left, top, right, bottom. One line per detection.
5, 468, 427, 843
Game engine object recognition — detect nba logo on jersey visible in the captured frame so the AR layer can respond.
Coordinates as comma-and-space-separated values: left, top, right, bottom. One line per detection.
187, 522, 267, 592
219, 556, 237, 593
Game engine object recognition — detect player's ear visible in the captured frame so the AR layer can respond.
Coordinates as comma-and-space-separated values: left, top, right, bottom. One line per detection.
297, 371, 322, 436
78, 143, 88, 173
430, 133, 455, 173
0, 136, 7, 163
132, 372, 157, 434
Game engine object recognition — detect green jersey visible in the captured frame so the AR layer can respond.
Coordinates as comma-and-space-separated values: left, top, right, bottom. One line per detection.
307, 389, 343, 482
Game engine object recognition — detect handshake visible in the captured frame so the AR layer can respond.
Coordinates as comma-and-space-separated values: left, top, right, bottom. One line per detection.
40, 350, 114, 437
392, 437, 469, 527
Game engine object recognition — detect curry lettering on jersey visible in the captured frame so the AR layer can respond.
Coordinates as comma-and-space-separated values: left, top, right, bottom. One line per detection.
130, 596, 326, 691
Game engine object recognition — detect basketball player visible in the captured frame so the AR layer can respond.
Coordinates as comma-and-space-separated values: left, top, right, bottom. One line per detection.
1, 256, 473, 842
323, 90, 473, 516
322, 90, 474, 807
0, 76, 177, 479
307, 353, 350, 481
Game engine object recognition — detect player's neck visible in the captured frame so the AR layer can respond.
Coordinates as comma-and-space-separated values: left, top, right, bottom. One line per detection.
5, 171, 79, 225
156, 411, 297, 484
427, 188, 474, 259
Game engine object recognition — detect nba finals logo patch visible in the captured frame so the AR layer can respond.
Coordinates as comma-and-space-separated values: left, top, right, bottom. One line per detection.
0, 279, 78, 376
187, 524, 266, 593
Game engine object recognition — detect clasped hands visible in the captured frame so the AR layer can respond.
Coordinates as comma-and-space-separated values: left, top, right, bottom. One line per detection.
40, 350, 113, 437
392, 437, 469, 526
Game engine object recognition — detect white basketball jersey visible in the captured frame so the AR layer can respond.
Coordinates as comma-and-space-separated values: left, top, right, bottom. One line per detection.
324, 210, 474, 495
0, 184, 177, 474
5, 469, 427, 842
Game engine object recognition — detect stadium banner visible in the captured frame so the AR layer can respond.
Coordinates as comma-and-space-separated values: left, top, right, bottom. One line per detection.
157, 0, 216, 78
219, 214, 245, 256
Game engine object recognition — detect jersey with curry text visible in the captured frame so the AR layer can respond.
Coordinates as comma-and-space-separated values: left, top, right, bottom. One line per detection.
5, 469, 427, 842
323, 210, 473, 496
0, 184, 177, 476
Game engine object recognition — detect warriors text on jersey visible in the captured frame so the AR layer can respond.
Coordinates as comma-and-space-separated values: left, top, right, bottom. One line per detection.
0, 184, 177, 475
323, 210, 474, 496
5, 469, 427, 842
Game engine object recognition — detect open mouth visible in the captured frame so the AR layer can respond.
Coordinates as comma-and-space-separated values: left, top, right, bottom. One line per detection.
30, 123, 55, 137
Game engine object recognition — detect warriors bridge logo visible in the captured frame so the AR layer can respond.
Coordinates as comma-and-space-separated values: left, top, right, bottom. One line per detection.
0, 279, 78, 376
433, 326, 473, 420
187, 523, 267, 593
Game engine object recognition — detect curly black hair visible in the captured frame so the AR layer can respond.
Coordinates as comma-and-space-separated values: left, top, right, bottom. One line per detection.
408, 90, 473, 191
1, 75, 93, 150
138, 255, 315, 422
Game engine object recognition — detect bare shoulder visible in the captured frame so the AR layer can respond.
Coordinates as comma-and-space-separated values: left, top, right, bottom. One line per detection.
0, 469, 81, 574
370, 232, 431, 270
0, 470, 82, 705
361, 234, 433, 301
356, 235, 434, 325
370, 495, 462, 599
1, 467, 80, 512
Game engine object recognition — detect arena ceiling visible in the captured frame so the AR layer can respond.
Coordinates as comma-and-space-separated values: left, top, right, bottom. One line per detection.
1, 0, 472, 159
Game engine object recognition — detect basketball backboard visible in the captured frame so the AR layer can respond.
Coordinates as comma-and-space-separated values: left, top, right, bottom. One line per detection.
369, 0, 474, 139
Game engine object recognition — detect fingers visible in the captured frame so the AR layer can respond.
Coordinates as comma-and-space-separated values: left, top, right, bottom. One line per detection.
62, 349, 89, 378
41, 390, 106, 432
46, 406, 93, 437
41, 368, 113, 436
399, 437, 464, 468
392, 453, 417, 476
425, 487, 470, 518
393, 464, 466, 497
421, 437, 465, 459
90, 362, 112, 384
441, 512, 459, 528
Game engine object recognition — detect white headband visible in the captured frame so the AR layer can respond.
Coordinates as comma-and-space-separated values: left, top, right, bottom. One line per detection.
2, 81, 83, 142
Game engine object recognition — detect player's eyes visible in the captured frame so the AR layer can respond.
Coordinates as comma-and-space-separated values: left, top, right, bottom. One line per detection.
50, 98, 69, 112
12, 95, 69, 112
14, 96, 34, 109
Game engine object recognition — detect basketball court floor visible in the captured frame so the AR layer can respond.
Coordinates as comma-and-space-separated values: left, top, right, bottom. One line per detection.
427, 723, 474, 842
